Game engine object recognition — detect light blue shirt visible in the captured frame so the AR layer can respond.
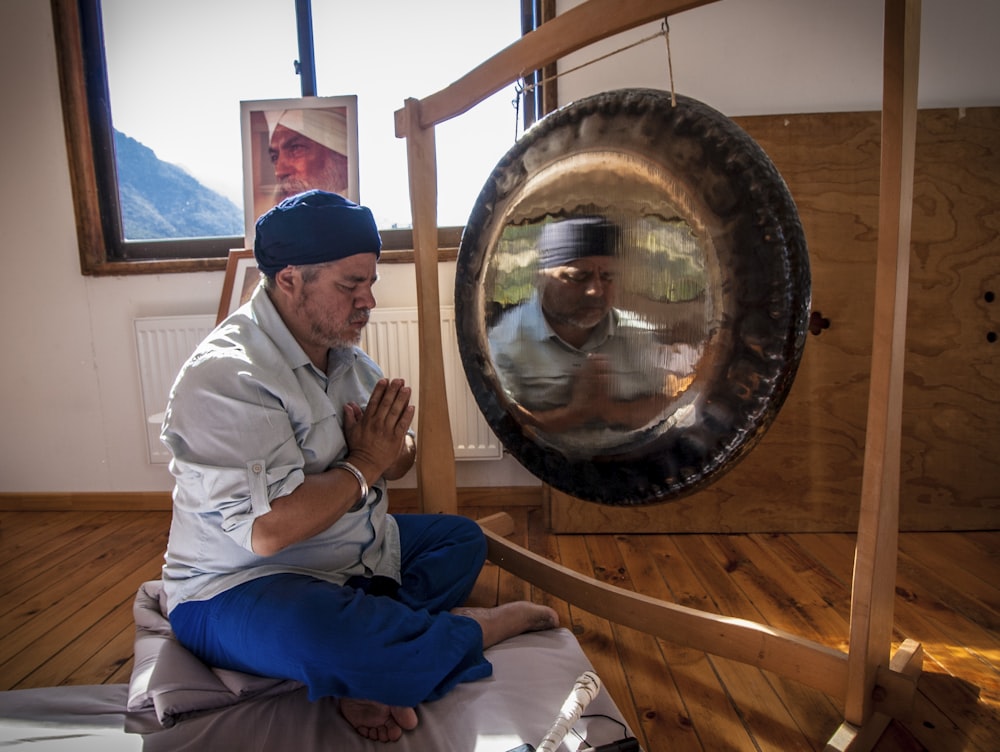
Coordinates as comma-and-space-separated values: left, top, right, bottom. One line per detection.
160, 287, 400, 614
487, 293, 678, 458
488, 292, 665, 411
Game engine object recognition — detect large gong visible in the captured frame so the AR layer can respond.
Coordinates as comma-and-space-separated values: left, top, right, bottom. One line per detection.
456, 88, 810, 505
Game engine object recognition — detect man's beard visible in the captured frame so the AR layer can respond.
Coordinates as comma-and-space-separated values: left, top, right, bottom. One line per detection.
308, 309, 370, 349
275, 156, 348, 200
546, 305, 608, 332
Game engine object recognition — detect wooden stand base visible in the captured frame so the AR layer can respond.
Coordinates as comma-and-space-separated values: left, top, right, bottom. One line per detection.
825, 641, 924, 751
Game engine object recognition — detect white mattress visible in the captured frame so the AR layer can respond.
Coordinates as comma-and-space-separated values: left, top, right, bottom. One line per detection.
0, 627, 637, 751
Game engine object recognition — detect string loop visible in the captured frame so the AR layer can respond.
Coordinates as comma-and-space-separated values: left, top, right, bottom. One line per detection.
514, 20, 679, 123
662, 18, 677, 107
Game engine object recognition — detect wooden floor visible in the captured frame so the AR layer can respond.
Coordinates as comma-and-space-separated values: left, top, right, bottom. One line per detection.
0, 506, 997, 752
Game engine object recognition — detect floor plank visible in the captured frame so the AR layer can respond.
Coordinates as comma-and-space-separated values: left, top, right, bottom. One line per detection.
614, 534, 743, 752
0, 510, 997, 752
897, 533, 1000, 633
0, 511, 122, 610
675, 534, 826, 751
556, 534, 641, 744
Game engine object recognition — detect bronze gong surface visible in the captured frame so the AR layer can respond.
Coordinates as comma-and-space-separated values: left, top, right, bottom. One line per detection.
456, 89, 810, 505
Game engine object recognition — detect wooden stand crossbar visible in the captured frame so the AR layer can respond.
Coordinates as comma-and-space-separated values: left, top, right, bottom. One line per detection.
394, 1, 924, 749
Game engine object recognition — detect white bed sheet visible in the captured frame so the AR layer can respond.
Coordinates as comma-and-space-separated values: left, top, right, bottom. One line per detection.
0, 628, 637, 751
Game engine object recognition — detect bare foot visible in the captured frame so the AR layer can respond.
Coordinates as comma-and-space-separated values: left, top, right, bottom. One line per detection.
339, 698, 418, 743
452, 601, 559, 649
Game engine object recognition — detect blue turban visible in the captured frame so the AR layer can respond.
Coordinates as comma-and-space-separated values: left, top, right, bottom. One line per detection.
538, 216, 619, 268
254, 190, 381, 276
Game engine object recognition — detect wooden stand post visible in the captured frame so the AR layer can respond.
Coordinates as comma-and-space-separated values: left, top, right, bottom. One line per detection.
827, 0, 924, 747
395, 2, 924, 749
396, 98, 457, 515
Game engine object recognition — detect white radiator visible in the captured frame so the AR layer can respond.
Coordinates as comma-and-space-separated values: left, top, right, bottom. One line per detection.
135, 307, 500, 465
134, 315, 215, 464
360, 306, 501, 461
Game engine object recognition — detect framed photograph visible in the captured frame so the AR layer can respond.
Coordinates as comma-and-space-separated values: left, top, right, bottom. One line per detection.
240, 95, 360, 241
216, 249, 260, 324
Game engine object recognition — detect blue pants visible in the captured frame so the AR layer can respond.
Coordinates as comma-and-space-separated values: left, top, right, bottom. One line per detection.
169, 514, 490, 706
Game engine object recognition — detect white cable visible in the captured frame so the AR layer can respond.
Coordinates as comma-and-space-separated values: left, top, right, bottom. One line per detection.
535, 671, 602, 752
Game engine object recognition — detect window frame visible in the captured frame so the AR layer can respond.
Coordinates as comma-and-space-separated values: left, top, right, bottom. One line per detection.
51, 0, 548, 276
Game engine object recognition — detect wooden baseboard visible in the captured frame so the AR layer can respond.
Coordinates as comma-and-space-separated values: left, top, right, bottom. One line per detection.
0, 486, 543, 512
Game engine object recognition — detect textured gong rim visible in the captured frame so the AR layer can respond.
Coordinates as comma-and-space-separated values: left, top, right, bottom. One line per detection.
456, 89, 810, 505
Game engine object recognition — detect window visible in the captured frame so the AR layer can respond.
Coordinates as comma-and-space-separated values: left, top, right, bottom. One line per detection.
53, 0, 552, 275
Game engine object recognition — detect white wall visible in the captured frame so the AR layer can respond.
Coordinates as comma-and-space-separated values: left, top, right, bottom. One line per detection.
1, 0, 997, 494
557, 0, 1000, 114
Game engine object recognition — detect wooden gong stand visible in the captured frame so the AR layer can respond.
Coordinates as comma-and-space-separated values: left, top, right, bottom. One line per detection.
393, 1, 924, 748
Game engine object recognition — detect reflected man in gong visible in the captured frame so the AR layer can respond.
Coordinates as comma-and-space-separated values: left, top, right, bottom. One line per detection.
488, 216, 671, 451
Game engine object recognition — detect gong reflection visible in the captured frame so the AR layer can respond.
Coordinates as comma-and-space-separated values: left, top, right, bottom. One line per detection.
485, 213, 714, 460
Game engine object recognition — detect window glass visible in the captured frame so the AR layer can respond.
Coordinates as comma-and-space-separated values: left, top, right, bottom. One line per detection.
101, 0, 298, 241
100, 0, 522, 244
310, 1, 523, 230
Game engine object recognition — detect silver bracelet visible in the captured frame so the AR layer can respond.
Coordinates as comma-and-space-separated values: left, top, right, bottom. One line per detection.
332, 460, 369, 511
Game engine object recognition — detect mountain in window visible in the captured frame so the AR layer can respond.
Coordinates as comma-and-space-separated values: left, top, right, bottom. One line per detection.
114, 129, 242, 240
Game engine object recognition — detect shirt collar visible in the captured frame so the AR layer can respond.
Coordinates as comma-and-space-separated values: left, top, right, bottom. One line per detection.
247, 286, 314, 372
246, 286, 358, 381
526, 292, 617, 352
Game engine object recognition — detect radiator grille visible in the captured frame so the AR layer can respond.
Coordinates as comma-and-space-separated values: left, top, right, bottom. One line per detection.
135, 308, 500, 465
134, 315, 215, 464
361, 307, 501, 461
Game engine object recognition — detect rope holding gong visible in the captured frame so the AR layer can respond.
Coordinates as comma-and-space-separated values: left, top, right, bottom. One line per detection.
514, 19, 680, 130
662, 17, 677, 107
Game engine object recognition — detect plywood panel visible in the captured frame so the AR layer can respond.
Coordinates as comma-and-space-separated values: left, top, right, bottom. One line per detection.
547, 107, 1000, 532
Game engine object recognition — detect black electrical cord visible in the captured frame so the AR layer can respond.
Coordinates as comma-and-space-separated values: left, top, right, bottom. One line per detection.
503, 712, 641, 752
571, 713, 641, 752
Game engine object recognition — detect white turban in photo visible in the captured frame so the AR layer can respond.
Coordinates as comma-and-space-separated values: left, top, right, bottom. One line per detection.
264, 108, 348, 155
